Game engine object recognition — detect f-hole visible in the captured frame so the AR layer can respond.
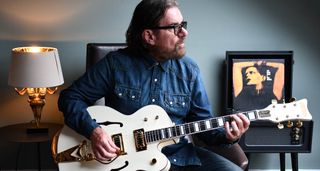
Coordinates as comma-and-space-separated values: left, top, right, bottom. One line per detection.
110, 161, 129, 171
96, 120, 123, 127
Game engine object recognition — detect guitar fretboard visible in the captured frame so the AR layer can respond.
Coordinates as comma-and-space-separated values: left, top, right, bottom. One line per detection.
145, 110, 259, 143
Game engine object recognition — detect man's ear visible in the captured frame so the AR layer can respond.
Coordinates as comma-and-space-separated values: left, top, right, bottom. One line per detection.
142, 29, 156, 45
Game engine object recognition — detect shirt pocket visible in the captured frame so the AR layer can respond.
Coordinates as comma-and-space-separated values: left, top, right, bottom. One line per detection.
114, 85, 141, 105
164, 93, 190, 117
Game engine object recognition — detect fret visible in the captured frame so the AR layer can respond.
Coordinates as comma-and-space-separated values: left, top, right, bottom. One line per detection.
147, 131, 153, 142
172, 126, 177, 137
167, 128, 172, 138
217, 117, 224, 127
151, 130, 156, 141
154, 130, 158, 141
151, 130, 156, 142
149, 132, 153, 142
146, 131, 151, 142
161, 129, 165, 139
205, 120, 211, 129
184, 124, 190, 134
175, 126, 180, 136
225, 116, 231, 123
189, 123, 195, 133
200, 120, 206, 131
211, 118, 218, 128
145, 132, 150, 142
160, 130, 164, 139
179, 125, 185, 135
194, 122, 200, 132
156, 129, 161, 141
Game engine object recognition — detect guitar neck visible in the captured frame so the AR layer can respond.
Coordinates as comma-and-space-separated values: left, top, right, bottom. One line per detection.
145, 110, 260, 144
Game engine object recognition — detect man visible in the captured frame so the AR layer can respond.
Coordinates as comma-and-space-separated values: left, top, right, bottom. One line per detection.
58, 0, 250, 170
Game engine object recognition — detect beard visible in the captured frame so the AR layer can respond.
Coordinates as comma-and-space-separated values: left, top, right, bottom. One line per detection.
153, 42, 186, 61
172, 42, 186, 59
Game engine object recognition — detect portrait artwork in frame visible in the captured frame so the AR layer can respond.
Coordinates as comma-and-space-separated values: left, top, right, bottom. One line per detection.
224, 51, 313, 156
225, 51, 293, 113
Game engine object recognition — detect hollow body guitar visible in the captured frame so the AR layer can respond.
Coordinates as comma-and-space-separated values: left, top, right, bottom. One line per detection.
54, 99, 312, 171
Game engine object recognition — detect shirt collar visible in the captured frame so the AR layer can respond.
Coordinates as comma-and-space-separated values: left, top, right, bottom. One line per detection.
142, 54, 170, 72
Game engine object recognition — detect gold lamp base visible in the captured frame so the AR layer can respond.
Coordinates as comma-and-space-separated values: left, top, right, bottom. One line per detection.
15, 87, 58, 134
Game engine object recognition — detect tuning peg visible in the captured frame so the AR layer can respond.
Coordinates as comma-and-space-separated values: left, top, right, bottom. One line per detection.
293, 134, 300, 141
296, 120, 303, 127
277, 123, 284, 129
287, 121, 293, 128
293, 127, 300, 133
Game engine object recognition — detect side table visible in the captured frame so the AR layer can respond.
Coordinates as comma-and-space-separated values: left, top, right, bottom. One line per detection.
0, 122, 62, 171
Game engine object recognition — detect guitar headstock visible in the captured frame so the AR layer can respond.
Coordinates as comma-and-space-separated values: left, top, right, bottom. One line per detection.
256, 98, 312, 124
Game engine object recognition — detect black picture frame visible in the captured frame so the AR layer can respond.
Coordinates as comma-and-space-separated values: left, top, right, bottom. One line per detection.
225, 51, 293, 112
225, 51, 312, 153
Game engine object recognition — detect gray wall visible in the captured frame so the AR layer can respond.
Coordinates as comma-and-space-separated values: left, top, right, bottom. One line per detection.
0, 0, 319, 170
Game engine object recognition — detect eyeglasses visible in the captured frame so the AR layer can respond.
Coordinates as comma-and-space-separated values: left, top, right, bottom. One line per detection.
150, 21, 187, 35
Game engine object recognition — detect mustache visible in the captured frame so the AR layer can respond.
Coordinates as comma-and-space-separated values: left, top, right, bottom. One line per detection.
177, 37, 186, 44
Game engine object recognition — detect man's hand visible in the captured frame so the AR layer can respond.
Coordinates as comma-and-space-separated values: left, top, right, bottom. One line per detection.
224, 113, 250, 142
90, 127, 120, 161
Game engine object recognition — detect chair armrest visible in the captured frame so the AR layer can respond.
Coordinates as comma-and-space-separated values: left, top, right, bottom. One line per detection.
192, 136, 248, 170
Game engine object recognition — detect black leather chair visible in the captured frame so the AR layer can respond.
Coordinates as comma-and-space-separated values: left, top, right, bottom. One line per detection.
86, 43, 249, 170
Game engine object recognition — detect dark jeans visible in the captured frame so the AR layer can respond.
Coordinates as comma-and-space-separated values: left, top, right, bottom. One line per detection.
169, 146, 242, 171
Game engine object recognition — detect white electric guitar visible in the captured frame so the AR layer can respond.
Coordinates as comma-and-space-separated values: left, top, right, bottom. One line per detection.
52, 99, 312, 171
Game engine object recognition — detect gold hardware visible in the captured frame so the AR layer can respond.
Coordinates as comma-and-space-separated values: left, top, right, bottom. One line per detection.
15, 87, 58, 128
296, 120, 303, 127
53, 140, 95, 163
287, 121, 293, 128
134, 129, 147, 151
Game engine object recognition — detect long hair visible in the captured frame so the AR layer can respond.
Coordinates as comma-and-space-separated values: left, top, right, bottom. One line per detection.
126, 0, 178, 55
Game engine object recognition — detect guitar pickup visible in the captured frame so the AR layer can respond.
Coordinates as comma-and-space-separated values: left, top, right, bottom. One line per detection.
112, 134, 126, 155
133, 129, 147, 152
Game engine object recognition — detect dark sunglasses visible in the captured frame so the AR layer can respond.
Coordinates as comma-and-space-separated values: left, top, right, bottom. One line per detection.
150, 21, 187, 35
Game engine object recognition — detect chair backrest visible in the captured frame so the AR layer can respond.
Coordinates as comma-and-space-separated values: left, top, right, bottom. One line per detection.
86, 43, 126, 70
86, 43, 126, 105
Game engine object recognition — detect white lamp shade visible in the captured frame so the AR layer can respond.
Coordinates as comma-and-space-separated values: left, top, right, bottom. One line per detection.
8, 47, 64, 88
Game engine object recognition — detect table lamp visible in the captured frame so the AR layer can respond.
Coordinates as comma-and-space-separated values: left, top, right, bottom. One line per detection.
8, 47, 64, 134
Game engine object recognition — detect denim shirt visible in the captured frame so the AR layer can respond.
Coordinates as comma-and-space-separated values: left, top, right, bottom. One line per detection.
58, 48, 230, 166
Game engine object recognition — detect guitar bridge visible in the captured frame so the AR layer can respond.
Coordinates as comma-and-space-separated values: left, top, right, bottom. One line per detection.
133, 129, 147, 152
112, 134, 126, 155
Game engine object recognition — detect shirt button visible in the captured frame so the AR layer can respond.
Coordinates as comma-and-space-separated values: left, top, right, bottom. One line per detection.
182, 102, 185, 106
152, 99, 155, 102
118, 93, 122, 96
173, 159, 177, 162
154, 78, 158, 82
131, 95, 135, 99
169, 101, 173, 105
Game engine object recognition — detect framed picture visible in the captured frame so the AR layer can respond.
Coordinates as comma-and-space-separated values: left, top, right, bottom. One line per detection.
224, 51, 314, 153
225, 51, 293, 112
